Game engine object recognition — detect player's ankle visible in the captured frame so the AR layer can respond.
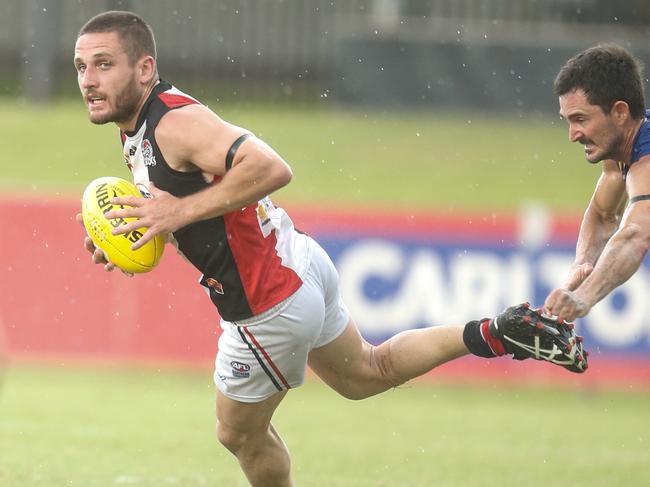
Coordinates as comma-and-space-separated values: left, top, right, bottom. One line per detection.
463, 319, 506, 358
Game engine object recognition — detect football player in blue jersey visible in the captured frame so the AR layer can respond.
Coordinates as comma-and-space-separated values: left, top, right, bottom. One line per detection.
545, 44, 650, 320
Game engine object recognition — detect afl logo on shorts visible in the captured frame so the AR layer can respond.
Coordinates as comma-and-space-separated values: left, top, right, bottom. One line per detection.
231, 361, 251, 378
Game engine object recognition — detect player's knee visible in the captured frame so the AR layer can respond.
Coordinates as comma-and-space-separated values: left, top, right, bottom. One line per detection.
336, 342, 404, 401
370, 342, 405, 389
336, 384, 371, 401
216, 421, 246, 455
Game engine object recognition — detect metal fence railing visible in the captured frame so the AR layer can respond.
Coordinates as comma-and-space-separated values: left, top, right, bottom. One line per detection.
6, 0, 650, 106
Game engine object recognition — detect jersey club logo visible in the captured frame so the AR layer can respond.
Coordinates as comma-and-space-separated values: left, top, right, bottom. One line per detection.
142, 139, 157, 167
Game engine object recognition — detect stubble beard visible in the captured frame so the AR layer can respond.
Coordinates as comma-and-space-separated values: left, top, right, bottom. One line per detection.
89, 76, 143, 126
586, 125, 624, 165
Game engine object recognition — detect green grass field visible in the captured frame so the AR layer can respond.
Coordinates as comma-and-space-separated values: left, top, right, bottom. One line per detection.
1, 364, 649, 487
0, 99, 599, 211
1, 99, 645, 486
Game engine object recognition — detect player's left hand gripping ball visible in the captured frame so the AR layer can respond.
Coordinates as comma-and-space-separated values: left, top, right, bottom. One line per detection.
82, 176, 165, 273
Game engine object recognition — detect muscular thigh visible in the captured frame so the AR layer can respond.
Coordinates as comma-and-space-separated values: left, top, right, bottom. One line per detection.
308, 318, 380, 396
217, 388, 287, 434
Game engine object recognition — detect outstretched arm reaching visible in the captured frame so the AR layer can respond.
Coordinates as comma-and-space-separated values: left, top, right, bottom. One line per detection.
545, 157, 650, 320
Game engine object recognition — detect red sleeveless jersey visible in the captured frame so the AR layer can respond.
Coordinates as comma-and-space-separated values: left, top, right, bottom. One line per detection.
120, 80, 309, 321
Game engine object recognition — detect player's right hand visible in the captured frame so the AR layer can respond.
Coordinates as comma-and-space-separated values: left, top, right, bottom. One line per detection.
544, 287, 590, 322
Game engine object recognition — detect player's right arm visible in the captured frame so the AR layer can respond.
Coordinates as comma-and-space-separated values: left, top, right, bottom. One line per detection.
563, 159, 626, 290
106, 104, 293, 250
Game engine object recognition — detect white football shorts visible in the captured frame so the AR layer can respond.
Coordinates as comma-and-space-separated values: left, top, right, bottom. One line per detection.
214, 237, 350, 403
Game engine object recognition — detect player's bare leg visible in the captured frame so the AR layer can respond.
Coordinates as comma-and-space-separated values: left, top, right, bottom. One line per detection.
216, 389, 292, 487
308, 318, 468, 399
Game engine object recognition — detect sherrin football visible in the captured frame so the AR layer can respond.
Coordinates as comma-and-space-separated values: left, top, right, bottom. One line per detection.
82, 176, 165, 273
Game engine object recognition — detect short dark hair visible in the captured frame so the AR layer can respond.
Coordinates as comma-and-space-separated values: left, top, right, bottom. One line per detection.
554, 44, 646, 119
79, 11, 157, 66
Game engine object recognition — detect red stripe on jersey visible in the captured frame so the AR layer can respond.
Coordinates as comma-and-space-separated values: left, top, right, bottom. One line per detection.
243, 326, 291, 389
223, 205, 303, 316
158, 92, 199, 109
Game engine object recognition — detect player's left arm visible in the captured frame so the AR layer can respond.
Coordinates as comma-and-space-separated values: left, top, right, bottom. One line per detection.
562, 156, 650, 315
106, 104, 292, 249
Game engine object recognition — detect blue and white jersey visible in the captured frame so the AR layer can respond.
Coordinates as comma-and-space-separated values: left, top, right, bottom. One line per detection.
621, 109, 650, 178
